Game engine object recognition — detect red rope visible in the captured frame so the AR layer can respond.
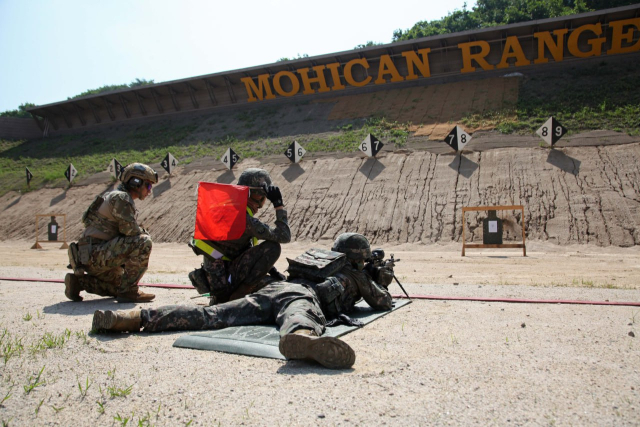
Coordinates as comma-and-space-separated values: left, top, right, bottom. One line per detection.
1, 277, 638, 307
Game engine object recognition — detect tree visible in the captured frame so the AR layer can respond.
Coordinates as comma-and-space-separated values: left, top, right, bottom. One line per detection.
0, 102, 36, 118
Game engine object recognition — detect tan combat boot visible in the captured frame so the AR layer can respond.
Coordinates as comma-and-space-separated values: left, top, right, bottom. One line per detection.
278, 329, 356, 369
92, 310, 141, 333
115, 290, 155, 303
64, 273, 83, 302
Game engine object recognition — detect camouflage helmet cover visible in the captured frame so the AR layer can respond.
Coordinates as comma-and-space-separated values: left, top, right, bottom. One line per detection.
121, 163, 158, 184
237, 168, 272, 196
331, 233, 372, 262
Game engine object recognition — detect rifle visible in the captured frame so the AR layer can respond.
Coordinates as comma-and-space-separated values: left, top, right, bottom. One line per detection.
366, 249, 411, 300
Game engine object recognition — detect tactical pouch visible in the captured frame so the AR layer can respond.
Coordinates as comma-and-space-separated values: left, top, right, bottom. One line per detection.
81, 195, 105, 227
305, 277, 344, 317
68, 242, 88, 276
286, 248, 347, 282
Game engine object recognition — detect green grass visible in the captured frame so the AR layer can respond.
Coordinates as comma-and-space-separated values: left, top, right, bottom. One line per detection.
462, 59, 640, 136
23, 365, 46, 394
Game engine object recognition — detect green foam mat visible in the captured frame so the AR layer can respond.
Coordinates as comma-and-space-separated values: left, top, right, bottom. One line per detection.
172, 299, 411, 360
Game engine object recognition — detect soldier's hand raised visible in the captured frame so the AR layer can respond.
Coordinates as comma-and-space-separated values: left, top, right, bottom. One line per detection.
262, 184, 283, 208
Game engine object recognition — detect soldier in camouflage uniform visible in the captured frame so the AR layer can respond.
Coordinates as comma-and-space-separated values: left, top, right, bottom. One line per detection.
65, 163, 158, 303
92, 233, 393, 369
189, 168, 290, 303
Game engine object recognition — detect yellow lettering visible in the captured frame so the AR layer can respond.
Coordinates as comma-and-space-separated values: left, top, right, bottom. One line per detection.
458, 41, 494, 73
297, 66, 331, 95
375, 55, 404, 84
272, 71, 300, 97
534, 29, 568, 64
241, 74, 275, 102
325, 62, 346, 91
497, 36, 530, 68
402, 48, 432, 80
609, 17, 640, 55
567, 23, 605, 58
344, 58, 372, 87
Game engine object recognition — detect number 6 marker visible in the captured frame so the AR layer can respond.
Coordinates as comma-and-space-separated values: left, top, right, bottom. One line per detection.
359, 134, 384, 157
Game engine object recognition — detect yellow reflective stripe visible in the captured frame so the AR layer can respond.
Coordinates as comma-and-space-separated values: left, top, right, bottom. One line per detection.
192, 238, 231, 261
246, 207, 258, 247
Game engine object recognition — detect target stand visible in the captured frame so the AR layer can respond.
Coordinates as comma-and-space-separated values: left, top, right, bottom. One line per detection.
31, 214, 69, 250
461, 205, 526, 256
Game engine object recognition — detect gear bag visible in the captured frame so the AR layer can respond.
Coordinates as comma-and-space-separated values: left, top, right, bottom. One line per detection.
286, 248, 347, 282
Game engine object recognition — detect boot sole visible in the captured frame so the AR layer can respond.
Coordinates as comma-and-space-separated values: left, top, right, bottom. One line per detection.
64, 274, 83, 302
279, 333, 356, 369
92, 310, 116, 332
115, 294, 155, 303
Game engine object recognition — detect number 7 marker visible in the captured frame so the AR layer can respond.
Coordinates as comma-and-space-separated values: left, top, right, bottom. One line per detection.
445, 126, 472, 152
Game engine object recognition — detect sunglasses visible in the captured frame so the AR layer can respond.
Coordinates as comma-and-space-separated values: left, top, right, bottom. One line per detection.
146, 183, 153, 191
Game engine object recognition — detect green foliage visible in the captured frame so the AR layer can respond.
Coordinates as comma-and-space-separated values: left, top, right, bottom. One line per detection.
69, 78, 154, 100
276, 53, 309, 62
1, 328, 24, 365
24, 366, 46, 394
354, 41, 384, 49
0, 102, 36, 118
392, 0, 637, 42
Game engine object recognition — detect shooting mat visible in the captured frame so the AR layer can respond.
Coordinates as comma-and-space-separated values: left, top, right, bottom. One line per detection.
172, 299, 411, 360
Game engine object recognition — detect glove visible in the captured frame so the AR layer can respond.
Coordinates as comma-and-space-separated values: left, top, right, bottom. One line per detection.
268, 266, 286, 281
376, 267, 394, 288
263, 184, 283, 208
326, 314, 364, 328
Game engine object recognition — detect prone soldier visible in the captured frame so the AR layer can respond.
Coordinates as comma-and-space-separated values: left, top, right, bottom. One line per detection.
92, 233, 394, 370
65, 163, 158, 303
188, 168, 290, 303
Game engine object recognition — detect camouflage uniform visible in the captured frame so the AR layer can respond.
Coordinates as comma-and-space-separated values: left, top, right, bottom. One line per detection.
75, 184, 151, 296
140, 264, 392, 334
194, 208, 290, 303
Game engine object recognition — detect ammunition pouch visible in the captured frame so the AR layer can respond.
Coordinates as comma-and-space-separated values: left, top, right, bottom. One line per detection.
68, 242, 90, 276
305, 277, 344, 318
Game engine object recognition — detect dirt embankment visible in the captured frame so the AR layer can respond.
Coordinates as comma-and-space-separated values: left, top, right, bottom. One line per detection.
1, 133, 639, 247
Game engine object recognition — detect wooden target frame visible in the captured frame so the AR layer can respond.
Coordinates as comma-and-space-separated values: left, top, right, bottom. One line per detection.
461, 205, 526, 257
31, 214, 69, 249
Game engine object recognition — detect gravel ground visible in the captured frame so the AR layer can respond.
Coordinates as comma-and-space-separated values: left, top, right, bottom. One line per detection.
0, 241, 639, 426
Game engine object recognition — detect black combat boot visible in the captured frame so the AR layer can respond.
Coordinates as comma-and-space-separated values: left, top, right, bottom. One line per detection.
279, 329, 356, 369
64, 273, 84, 302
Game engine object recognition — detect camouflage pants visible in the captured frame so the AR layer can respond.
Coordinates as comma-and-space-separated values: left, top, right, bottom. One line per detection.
78, 235, 152, 296
199, 241, 281, 302
141, 282, 326, 336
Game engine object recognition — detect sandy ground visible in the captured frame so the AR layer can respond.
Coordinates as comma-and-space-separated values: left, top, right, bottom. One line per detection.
0, 240, 639, 426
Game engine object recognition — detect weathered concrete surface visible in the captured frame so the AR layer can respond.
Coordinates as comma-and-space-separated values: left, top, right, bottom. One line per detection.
1, 140, 639, 247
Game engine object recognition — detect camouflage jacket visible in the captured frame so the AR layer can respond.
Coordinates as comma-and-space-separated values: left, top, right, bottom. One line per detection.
207, 208, 290, 260
290, 264, 393, 318
81, 186, 143, 241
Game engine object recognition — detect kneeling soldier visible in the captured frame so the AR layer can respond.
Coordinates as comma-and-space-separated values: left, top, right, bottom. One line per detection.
188, 168, 290, 303
66, 163, 158, 303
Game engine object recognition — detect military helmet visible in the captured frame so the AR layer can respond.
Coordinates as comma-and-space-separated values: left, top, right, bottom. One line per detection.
331, 233, 372, 262
237, 168, 272, 196
121, 163, 158, 185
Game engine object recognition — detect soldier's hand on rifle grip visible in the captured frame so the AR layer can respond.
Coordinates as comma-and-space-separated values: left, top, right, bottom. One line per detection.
376, 266, 394, 288
263, 184, 283, 208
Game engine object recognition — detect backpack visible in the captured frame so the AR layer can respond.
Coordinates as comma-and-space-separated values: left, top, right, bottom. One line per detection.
286, 248, 347, 282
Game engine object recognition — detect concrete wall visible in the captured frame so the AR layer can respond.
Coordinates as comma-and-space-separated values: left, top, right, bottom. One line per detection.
0, 117, 42, 140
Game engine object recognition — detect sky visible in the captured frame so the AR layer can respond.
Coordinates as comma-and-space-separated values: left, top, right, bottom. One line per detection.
0, 0, 474, 112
